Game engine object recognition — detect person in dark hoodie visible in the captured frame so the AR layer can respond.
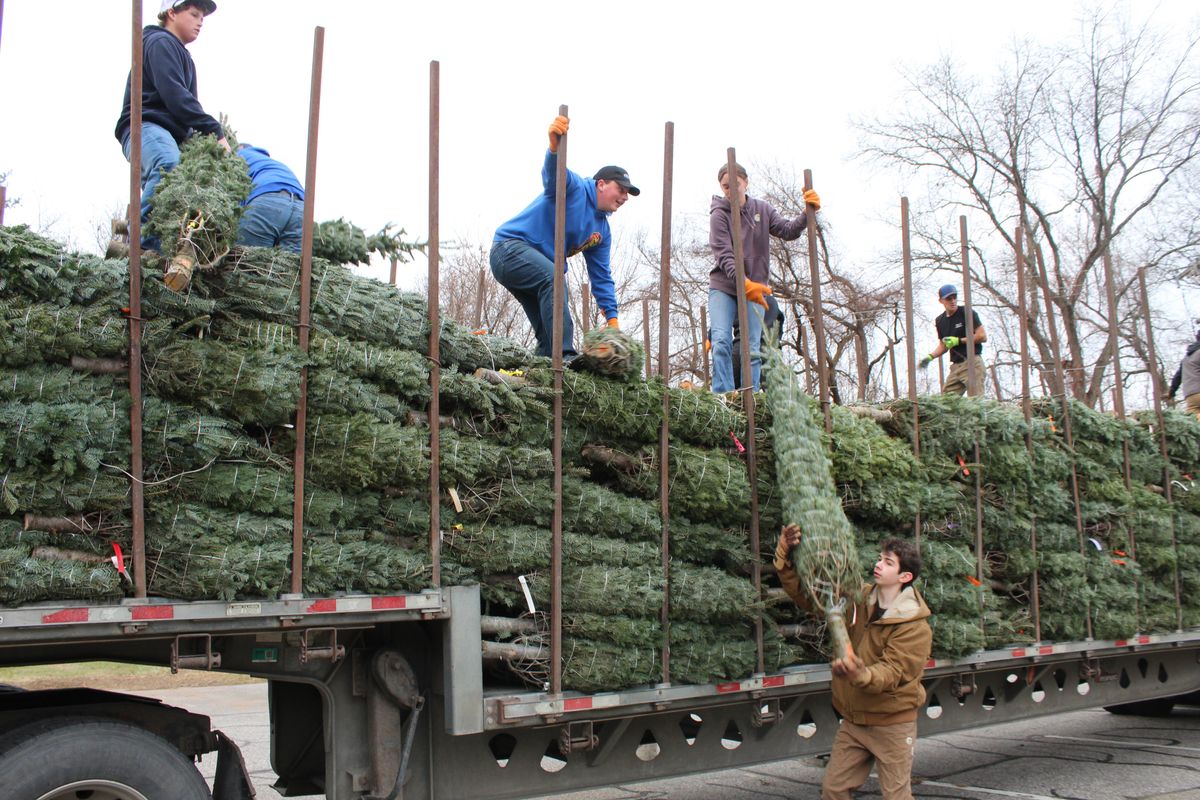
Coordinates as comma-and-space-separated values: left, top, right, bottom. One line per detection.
708, 162, 819, 392
115, 0, 228, 246
235, 144, 305, 253
775, 525, 932, 800
1168, 328, 1200, 421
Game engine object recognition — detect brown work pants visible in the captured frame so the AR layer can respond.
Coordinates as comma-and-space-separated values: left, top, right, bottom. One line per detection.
942, 358, 985, 397
821, 719, 917, 800
1186, 392, 1200, 422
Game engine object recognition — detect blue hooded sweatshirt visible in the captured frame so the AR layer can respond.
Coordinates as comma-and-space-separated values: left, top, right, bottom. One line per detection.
237, 145, 305, 204
493, 150, 618, 321
115, 25, 223, 145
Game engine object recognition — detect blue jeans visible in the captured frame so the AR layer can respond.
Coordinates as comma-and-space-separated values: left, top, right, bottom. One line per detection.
490, 239, 576, 358
236, 191, 305, 252
710, 287, 763, 392
121, 122, 180, 249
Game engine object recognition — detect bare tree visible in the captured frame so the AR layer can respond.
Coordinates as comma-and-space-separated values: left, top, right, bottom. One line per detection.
857, 9, 1200, 407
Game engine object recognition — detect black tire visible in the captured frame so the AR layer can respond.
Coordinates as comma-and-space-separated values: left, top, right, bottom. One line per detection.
0, 717, 211, 800
1103, 697, 1177, 716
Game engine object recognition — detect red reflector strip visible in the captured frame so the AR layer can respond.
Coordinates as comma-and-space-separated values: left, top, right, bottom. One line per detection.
132, 605, 174, 620
1137, 635, 1150, 644
563, 697, 593, 712
1038, 646, 1054, 655
307, 599, 337, 613
716, 682, 740, 693
42, 608, 89, 624
763, 676, 785, 689
1114, 640, 1127, 647
371, 596, 407, 610
1011, 648, 1026, 658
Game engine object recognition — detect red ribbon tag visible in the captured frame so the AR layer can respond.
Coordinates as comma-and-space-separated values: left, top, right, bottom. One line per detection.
111, 543, 132, 583
730, 432, 745, 454
957, 454, 971, 477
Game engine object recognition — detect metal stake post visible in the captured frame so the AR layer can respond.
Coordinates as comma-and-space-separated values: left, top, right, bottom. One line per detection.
389, 257, 397, 286
0, 186, 6, 226
427, 61, 442, 587
1102, 253, 1134, 493
550, 104, 569, 696
804, 170, 831, 433
127, 0, 147, 597
1015, 229, 1042, 642
659, 121, 675, 683
473, 266, 486, 330
643, 298, 652, 379
581, 282, 591, 332
290, 26, 324, 594
960, 217, 985, 641
1137, 268, 1183, 631
725, 148, 764, 673
901, 197, 920, 541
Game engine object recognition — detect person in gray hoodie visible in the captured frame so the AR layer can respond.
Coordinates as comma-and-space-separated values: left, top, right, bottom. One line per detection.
708, 162, 819, 392
1168, 329, 1200, 421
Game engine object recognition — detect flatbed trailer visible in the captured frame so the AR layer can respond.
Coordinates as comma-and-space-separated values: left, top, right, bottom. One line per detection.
2, 586, 1197, 799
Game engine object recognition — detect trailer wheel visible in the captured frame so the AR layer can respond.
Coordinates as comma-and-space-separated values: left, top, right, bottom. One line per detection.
1103, 697, 1176, 716
0, 717, 211, 799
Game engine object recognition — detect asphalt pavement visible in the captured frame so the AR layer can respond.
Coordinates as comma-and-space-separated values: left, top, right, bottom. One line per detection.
142, 683, 1200, 799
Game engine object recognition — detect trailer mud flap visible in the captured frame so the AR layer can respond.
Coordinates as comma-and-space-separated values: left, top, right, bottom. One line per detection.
212, 729, 256, 799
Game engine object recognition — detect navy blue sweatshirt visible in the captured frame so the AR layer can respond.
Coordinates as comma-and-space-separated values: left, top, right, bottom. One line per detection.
114, 25, 223, 145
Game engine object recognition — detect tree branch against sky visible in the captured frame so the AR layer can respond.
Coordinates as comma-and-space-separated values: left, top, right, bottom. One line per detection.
856, 5, 1200, 408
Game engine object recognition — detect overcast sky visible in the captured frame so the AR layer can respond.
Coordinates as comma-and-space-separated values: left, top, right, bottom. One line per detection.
1, 0, 1196, 381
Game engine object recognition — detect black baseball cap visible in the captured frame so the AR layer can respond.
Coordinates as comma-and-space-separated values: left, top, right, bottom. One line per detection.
593, 166, 640, 196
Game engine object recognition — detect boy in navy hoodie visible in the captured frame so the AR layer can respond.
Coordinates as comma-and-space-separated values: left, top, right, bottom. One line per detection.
490, 115, 637, 358
115, 0, 229, 243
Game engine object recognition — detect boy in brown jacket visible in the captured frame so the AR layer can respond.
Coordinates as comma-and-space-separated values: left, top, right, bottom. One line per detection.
775, 525, 933, 800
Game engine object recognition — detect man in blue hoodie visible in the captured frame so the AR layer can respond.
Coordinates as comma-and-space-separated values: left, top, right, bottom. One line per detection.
115, 0, 228, 244
235, 144, 305, 253
490, 115, 638, 359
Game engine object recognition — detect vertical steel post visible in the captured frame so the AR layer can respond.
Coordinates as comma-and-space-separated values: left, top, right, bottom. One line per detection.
937, 357, 945, 391
128, 0, 147, 598
1015, 229, 1042, 643
550, 104, 568, 696
389, 256, 398, 286
642, 298, 652, 379
725, 148, 764, 673
472, 266, 486, 330
960, 217, 985, 641
1102, 253, 1133, 492
804, 170, 831, 433
427, 61, 443, 588
659, 121, 675, 683
1028, 234, 1093, 640
700, 306, 710, 388
901, 197, 920, 541
1137, 268, 1183, 631
960, 217, 979, 398
0, 185, 6, 226
581, 281, 591, 332
290, 27, 324, 595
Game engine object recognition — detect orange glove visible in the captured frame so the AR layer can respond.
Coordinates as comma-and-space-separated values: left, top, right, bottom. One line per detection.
548, 115, 569, 153
606, 317, 620, 329
705, 338, 712, 353
803, 188, 821, 211
744, 278, 772, 308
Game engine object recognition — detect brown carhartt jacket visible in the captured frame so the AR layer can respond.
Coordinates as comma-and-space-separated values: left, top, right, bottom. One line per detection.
774, 538, 933, 725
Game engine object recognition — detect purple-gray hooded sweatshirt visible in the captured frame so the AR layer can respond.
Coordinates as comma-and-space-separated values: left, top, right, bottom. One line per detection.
708, 195, 807, 296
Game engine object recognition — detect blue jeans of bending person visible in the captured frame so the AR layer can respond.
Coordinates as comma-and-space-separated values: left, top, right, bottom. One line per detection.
121, 122, 180, 251
490, 238, 577, 359
709, 287, 763, 392
236, 191, 305, 252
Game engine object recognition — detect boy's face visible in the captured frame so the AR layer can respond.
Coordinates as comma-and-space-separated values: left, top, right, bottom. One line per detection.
595, 179, 630, 213
873, 550, 913, 589
939, 294, 958, 314
165, 5, 206, 44
720, 174, 748, 205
